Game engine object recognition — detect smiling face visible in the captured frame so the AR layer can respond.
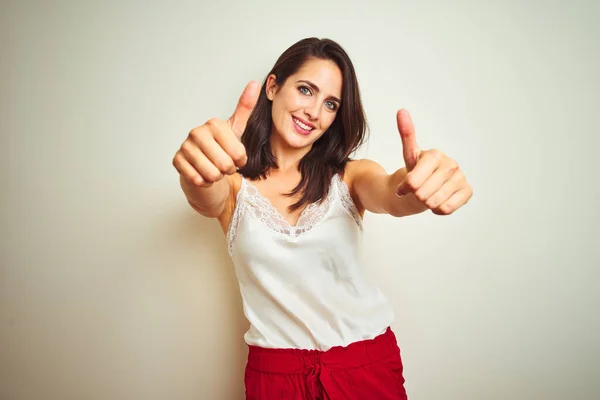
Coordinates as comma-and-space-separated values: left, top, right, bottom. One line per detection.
266, 58, 343, 150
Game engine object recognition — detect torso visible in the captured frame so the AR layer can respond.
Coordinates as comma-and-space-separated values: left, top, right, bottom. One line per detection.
224, 165, 393, 350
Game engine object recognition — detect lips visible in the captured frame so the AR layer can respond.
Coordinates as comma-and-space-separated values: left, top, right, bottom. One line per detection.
292, 116, 315, 135
293, 116, 315, 130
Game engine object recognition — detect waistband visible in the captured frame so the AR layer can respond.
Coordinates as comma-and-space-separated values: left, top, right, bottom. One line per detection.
246, 327, 399, 374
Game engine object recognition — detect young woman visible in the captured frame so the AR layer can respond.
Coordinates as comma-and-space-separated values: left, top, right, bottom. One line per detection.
173, 37, 472, 400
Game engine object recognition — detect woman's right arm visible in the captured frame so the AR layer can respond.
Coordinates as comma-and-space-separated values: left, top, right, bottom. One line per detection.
172, 81, 260, 218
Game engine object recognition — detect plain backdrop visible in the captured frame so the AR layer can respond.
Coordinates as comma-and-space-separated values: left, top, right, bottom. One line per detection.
1, 1, 599, 399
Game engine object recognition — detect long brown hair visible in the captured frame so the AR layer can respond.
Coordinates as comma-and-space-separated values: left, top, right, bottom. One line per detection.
239, 37, 368, 212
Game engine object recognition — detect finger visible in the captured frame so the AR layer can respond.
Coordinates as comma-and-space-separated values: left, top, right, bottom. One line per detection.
228, 80, 261, 138
396, 109, 420, 170
432, 187, 473, 215
395, 150, 442, 196
181, 142, 224, 183
196, 135, 237, 175
420, 172, 464, 210
212, 127, 248, 168
173, 153, 205, 186
412, 166, 456, 204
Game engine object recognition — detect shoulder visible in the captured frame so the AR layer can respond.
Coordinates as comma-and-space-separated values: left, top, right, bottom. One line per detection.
343, 159, 380, 216
343, 159, 389, 216
343, 158, 385, 186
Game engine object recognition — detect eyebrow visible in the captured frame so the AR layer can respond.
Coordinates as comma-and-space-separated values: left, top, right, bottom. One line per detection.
297, 80, 342, 104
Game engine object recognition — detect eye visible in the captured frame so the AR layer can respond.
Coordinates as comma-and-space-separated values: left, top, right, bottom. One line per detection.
325, 101, 338, 111
298, 85, 312, 95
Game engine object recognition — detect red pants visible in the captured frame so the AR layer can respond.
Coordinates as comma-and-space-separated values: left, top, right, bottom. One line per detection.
244, 327, 407, 400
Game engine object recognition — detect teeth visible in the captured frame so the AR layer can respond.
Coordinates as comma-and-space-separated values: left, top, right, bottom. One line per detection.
293, 117, 313, 131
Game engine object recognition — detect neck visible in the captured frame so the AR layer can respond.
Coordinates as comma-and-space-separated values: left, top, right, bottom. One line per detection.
269, 132, 312, 174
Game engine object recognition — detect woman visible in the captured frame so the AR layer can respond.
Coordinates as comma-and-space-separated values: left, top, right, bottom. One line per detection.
173, 37, 472, 399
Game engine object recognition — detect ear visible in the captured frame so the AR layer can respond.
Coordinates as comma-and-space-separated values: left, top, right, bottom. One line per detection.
265, 74, 277, 101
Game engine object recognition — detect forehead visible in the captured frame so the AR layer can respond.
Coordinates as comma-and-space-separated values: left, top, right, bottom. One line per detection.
290, 58, 342, 97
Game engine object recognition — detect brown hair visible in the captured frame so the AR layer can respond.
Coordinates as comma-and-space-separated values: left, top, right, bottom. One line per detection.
239, 37, 368, 212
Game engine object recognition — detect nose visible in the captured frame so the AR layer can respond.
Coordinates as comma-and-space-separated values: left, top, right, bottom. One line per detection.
303, 99, 321, 121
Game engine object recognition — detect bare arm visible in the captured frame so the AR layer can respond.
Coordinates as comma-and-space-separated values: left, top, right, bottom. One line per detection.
172, 82, 259, 219
349, 109, 473, 217
348, 159, 428, 217
179, 175, 231, 218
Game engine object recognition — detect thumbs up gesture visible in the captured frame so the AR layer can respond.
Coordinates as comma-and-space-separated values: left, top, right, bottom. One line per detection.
173, 81, 260, 187
394, 109, 472, 215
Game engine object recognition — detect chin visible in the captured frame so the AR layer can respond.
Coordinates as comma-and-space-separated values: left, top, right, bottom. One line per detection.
286, 130, 320, 148
281, 136, 310, 149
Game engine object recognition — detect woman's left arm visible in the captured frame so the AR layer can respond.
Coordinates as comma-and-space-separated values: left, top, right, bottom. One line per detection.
348, 109, 473, 217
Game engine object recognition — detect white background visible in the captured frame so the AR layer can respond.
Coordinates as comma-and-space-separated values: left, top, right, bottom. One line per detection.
1, 1, 599, 399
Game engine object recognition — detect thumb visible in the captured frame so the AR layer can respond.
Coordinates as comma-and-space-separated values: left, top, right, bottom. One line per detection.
228, 80, 261, 138
396, 109, 420, 171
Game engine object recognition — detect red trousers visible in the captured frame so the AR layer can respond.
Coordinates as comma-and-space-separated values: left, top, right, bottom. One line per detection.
244, 327, 407, 400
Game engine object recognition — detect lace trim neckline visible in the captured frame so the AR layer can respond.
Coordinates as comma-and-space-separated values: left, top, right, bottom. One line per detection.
241, 176, 337, 238
227, 173, 363, 253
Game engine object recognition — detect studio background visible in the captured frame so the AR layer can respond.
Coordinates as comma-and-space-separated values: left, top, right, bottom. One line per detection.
1, 1, 598, 399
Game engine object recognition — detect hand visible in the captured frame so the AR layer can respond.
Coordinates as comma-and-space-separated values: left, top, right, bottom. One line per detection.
395, 109, 473, 215
173, 81, 260, 187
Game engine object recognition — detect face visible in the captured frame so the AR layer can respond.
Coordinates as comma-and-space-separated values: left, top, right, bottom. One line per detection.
266, 58, 343, 150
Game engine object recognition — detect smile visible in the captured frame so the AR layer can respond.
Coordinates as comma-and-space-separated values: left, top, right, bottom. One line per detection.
292, 116, 315, 133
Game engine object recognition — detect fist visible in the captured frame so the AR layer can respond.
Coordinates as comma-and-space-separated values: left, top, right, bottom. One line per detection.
172, 81, 260, 187
395, 109, 473, 215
